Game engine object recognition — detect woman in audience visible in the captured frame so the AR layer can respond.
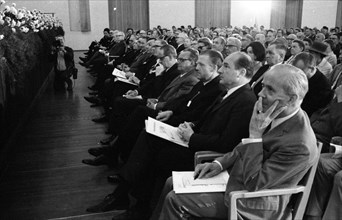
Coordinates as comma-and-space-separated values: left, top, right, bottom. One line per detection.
246, 41, 266, 75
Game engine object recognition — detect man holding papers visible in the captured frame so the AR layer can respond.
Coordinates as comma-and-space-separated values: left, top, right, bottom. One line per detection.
86, 52, 256, 219
153, 64, 318, 220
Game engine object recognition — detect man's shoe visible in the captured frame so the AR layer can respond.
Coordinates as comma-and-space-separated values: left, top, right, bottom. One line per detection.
90, 103, 102, 107
82, 155, 108, 166
80, 57, 88, 62
88, 86, 98, 91
107, 174, 123, 184
100, 135, 115, 145
86, 193, 129, 213
79, 61, 89, 67
88, 146, 111, 157
84, 96, 101, 104
92, 115, 108, 123
89, 91, 98, 96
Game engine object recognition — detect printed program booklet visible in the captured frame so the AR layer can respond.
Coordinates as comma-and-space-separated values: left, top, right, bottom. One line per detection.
145, 117, 189, 147
172, 171, 229, 194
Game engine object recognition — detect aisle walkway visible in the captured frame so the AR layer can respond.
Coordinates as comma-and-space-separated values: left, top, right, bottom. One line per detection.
0, 52, 122, 219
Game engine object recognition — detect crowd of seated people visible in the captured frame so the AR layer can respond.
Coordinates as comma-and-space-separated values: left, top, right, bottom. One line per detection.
77, 24, 342, 220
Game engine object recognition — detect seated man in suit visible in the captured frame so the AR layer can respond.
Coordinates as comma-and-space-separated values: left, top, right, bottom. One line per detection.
152, 64, 318, 220
82, 48, 201, 165
86, 52, 257, 219
305, 85, 342, 220
291, 52, 334, 117
250, 41, 287, 96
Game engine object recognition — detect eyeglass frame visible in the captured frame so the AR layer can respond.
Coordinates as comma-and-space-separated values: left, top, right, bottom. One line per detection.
177, 58, 191, 63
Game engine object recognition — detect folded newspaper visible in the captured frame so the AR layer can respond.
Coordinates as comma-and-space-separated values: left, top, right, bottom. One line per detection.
172, 171, 229, 194
145, 117, 189, 147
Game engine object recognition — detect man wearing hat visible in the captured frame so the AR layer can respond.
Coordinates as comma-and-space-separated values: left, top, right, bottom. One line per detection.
309, 41, 333, 76
225, 37, 241, 56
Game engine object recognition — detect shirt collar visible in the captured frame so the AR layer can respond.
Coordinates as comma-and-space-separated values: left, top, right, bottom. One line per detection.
203, 73, 219, 85
270, 108, 299, 130
222, 83, 246, 100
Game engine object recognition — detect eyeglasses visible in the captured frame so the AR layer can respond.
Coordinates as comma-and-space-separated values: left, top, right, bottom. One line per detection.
177, 58, 190, 63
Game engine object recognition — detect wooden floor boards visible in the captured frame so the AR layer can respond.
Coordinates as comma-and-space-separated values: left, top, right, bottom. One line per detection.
0, 52, 122, 219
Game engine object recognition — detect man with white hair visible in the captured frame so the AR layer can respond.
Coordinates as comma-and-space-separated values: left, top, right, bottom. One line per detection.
255, 33, 266, 46
315, 33, 326, 43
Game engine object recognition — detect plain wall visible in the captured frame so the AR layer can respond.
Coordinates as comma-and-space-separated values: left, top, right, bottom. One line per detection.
9, 0, 109, 50
231, 0, 271, 29
6, 0, 339, 50
149, 0, 195, 29
302, 0, 338, 28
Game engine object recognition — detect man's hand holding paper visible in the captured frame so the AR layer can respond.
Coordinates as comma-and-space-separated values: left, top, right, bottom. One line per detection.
177, 122, 194, 142
156, 110, 173, 122
194, 162, 222, 179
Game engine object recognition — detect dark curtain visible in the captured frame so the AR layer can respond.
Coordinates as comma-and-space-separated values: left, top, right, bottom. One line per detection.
195, 0, 231, 28
108, 0, 149, 31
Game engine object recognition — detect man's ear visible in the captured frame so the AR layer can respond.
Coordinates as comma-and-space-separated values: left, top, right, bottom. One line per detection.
210, 64, 218, 73
288, 93, 299, 106
279, 51, 286, 61
238, 68, 246, 77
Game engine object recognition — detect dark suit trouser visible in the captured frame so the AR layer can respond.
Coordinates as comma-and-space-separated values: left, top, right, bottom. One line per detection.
108, 97, 145, 134
306, 153, 342, 219
151, 177, 227, 220
119, 131, 194, 208
115, 106, 158, 161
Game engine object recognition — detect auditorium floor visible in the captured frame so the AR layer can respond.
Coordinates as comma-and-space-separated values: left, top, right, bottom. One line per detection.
0, 52, 123, 219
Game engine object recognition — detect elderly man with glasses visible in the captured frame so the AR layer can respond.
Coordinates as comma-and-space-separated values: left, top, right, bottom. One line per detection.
225, 37, 241, 56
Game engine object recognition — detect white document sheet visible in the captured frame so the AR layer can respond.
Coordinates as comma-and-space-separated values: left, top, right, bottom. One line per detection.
112, 68, 127, 79
172, 171, 229, 194
145, 117, 188, 147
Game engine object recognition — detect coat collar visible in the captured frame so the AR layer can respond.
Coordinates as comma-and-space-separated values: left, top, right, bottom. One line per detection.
211, 84, 251, 113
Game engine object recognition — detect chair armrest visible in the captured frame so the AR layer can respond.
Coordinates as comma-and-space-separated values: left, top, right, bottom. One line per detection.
229, 186, 305, 220
194, 151, 224, 167
330, 136, 342, 157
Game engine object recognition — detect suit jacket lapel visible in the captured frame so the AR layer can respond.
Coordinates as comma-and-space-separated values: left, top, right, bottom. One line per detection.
165, 69, 196, 91
210, 84, 249, 113
264, 110, 302, 139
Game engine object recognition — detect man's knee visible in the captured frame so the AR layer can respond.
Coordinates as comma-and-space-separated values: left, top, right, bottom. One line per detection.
164, 191, 177, 207
333, 171, 342, 186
